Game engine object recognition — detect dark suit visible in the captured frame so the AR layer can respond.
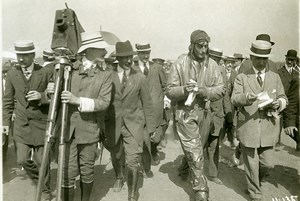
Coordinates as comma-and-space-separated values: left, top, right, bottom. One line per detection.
133, 61, 167, 170
278, 66, 300, 146
2, 63, 53, 195
105, 68, 155, 171
232, 67, 287, 200
206, 65, 226, 178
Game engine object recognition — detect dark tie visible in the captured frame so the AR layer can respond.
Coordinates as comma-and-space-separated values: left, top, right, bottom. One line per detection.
121, 71, 127, 93
257, 71, 263, 87
143, 63, 148, 76
24, 68, 31, 79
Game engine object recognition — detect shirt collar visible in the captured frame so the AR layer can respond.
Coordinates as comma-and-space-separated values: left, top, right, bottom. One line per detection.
117, 65, 130, 76
22, 63, 34, 73
139, 60, 149, 68
253, 67, 266, 74
82, 56, 96, 70
285, 64, 293, 73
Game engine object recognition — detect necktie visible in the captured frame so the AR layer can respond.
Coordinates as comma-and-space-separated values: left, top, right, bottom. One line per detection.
257, 71, 263, 87
143, 63, 148, 76
121, 71, 127, 93
24, 68, 31, 80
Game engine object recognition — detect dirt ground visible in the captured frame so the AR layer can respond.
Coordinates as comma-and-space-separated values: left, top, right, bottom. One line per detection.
2, 121, 300, 201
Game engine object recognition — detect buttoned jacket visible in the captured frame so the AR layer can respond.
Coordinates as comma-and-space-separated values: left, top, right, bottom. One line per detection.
3, 63, 52, 146
231, 68, 287, 148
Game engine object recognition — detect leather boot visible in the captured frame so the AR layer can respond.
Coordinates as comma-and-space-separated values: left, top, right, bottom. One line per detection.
112, 160, 124, 192
80, 181, 93, 201
61, 187, 75, 201
127, 169, 139, 201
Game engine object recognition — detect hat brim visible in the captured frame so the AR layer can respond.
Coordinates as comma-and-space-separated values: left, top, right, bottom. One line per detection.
209, 53, 223, 58
285, 55, 297, 59
78, 42, 110, 54
137, 48, 151, 52
111, 51, 137, 57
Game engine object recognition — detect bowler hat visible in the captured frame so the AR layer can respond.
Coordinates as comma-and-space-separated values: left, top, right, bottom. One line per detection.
209, 48, 223, 58
136, 43, 151, 51
78, 31, 110, 54
256, 34, 275, 46
112, 40, 136, 57
285, 49, 298, 59
233, 53, 245, 60
14, 40, 37, 54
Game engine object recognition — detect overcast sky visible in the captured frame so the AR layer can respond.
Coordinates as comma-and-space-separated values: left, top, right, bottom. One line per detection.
1, 0, 299, 62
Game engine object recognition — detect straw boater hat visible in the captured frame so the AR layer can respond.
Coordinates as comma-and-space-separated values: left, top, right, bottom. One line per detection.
249, 40, 272, 58
135, 43, 151, 52
77, 31, 110, 54
14, 40, 37, 54
225, 55, 236, 62
112, 40, 136, 57
233, 53, 245, 60
43, 49, 55, 59
152, 58, 165, 64
209, 48, 223, 58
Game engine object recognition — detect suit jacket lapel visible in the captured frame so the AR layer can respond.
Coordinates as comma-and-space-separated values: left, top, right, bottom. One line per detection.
122, 68, 137, 99
246, 67, 263, 94
111, 71, 122, 99
281, 67, 292, 82
29, 64, 43, 90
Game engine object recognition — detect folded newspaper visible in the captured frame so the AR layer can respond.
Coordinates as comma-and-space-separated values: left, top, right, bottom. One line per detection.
257, 91, 273, 110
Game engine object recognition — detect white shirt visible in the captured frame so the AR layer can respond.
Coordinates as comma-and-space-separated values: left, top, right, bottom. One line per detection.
82, 56, 96, 71
117, 65, 130, 82
138, 60, 149, 74
22, 63, 34, 79
285, 64, 293, 74
253, 67, 266, 82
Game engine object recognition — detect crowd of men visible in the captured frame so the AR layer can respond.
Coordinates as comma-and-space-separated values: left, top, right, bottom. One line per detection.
2, 29, 299, 201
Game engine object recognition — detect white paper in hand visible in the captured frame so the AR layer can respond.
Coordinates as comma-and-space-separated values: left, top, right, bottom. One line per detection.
257, 91, 270, 101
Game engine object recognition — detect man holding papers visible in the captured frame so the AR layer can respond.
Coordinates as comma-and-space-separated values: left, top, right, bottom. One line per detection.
231, 40, 287, 201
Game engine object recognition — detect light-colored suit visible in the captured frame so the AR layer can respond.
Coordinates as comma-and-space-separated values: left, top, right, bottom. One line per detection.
231, 67, 287, 200
232, 68, 287, 148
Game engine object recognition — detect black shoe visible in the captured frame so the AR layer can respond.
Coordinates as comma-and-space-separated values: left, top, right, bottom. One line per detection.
152, 153, 160, 166
143, 170, 154, 179
113, 179, 124, 192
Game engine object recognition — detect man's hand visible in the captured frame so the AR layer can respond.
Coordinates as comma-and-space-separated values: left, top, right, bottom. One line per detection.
2, 126, 9, 135
61, 91, 80, 105
150, 132, 158, 142
25, 90, 41, 101
185, 80, 198, 93
47, 82, 55, 94
246, 92, 257, 103
284, 126, 298, 137
271, 100, 280, 110
164, 99, 171, 109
